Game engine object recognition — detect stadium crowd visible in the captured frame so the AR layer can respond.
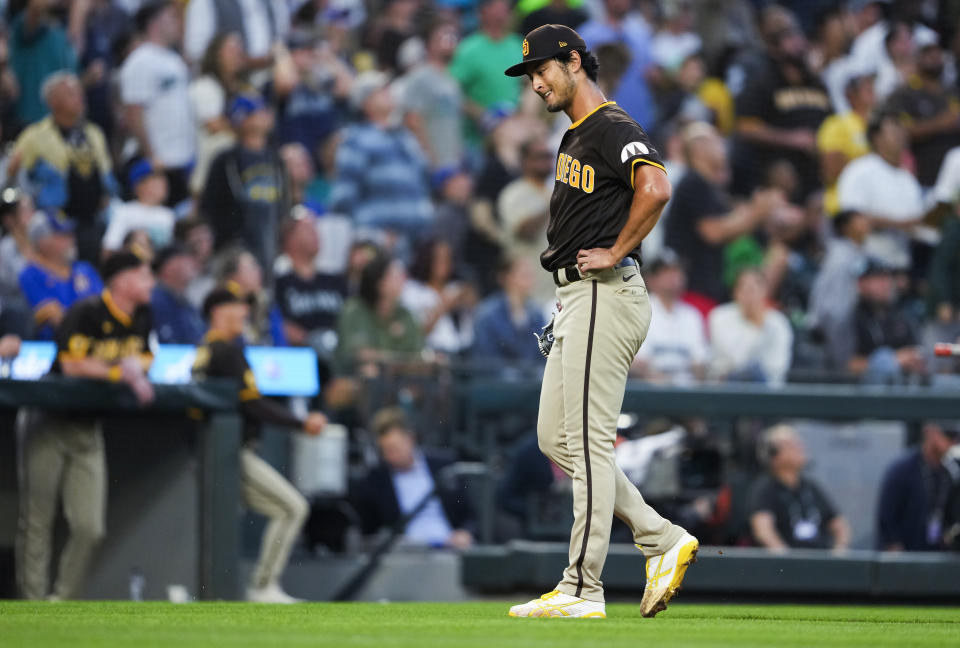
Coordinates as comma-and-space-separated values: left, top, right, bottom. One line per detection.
2, 0, 960, 601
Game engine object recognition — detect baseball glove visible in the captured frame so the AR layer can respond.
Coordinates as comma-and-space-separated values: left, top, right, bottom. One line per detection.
534, 315, 556, 358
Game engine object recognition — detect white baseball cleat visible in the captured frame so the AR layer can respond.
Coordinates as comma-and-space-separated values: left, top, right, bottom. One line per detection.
246, 582, 305, 604
508, 590, 606, 618
639, 531, 699, 618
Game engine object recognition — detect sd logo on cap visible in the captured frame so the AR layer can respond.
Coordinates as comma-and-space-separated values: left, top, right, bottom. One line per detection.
505, 24, 586, 77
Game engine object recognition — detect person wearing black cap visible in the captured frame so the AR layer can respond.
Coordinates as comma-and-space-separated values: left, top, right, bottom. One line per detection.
503, 25, 696, 619
848, 258, 925, 382
151, 244, 204, 344
193, 286, 326, 603
17, 252, 155, 601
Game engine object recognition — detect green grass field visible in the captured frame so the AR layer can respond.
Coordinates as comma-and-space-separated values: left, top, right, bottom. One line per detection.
1, 602, 958, 648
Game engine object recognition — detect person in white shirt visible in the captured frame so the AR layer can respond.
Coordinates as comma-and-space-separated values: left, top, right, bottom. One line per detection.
709, 268, 793, 386
102, 159, 176, 254
120, 1, 195, 206
632, 251, 707, 385
837, 111, 924, 270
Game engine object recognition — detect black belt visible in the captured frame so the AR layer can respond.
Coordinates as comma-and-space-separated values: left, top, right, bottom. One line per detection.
552, 256, 639, 287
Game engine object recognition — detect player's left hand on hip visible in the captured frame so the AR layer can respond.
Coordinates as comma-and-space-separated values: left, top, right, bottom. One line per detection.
576, 247, 617, 273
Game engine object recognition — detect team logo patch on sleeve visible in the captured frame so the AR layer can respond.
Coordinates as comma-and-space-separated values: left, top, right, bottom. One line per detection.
620, 141, 650, 163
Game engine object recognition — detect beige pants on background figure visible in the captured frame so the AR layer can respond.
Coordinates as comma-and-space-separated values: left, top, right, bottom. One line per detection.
537, 266, 686, 603
240, 447, 310, 590
16, 410, 106, 600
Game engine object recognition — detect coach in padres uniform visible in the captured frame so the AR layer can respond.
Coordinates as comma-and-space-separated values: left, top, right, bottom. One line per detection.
17, 252, 156, 600
504, 25, 698, 619
193, 286, 326, 603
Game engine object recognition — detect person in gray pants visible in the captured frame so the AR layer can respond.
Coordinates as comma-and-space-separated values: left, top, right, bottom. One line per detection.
17, 253, 156, 600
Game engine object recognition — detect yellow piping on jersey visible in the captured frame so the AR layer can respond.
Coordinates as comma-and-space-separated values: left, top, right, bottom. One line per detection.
629, 158, 667, 189
568, 100, 616, 130
101, 290, 132, 327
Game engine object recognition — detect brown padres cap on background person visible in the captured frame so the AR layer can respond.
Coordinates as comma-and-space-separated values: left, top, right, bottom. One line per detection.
504, 24, 587, 77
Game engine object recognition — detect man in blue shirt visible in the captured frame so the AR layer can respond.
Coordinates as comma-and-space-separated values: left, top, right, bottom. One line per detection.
472, 255, 546, 368
151, 244, 204, 344
877, 421, 960, 551
329, 72, 433, 243
18, 209, 102, 339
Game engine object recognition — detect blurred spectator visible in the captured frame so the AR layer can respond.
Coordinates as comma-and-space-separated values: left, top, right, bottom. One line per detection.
279, 144, 320, 209
365, 0, 418, 74
877, 420, 960, 551
121, 228, 155, 263
400, 20, 464, 170
449, 0, 522, 141
202, 94, 288, 277
577, 0, 655, 128
471, 255, 546, 365
119, 0, 194, 206
651, 0, 701, 74
655, 53, 734, 138
184, 0, 290, 68
151, 244, 203, 344
886, 44, 960, 188
0, 187, 34, 297
837, 111, 923, 270
432, 166, 474, 279
352, 407, 475, 549
102, 159, 175, 254
519, 0, 587, 38
333, 253, 423, 376
817, 73, 875, 215
188, 31, 246, 196
402, 237, 474, 355
268, 30, 348, 164
274, 215, 347, 371
7, 71, 114, 265
18, 209, 102, 340
872, 20, 918, 102
814, 5, 856, 115
632, 251, 707, 385
69, 0, 131, 143
734, 10, 830, 199
18, 252, 155, 601
928, 212, 960, 329
663, 123, 778, 305
0, 28, 19, 144
748, 424, 850, 551
193, 285, 325, 604
497, 137, 554, 309
175, 217, 216, 310
708, 268, 793, 385
808, 210, 871, 371
848, 259, 924, 383
213, 246, 286, 346
330, 72, 432, 245
8, 0, 77, 127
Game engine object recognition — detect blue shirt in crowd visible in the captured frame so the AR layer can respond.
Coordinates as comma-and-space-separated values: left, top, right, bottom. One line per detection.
472, 293, 547, 364
19, 261, 102, 339
329, 123, 433, 235
151, 284, 205, 345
